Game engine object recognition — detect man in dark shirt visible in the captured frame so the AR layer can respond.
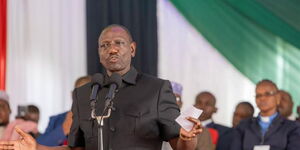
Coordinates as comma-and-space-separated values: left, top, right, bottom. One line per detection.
0, 24, 202, 150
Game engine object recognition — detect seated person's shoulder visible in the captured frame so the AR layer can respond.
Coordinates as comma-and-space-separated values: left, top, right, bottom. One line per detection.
212, 123, 230, 132
76, 82, 92, 90
283, 119, 300, 129
235, 118, 254, 129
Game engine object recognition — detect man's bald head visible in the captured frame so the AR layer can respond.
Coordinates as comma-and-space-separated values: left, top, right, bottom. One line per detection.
195, 91, 216, 106
194, 91, 217, 121
99, 24, 133, 43
256, 79, 278, 91
278, 90, 294, 118
232, 101, 254, 127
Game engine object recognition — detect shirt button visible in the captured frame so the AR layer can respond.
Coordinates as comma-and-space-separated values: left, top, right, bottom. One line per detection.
112, 107, 116, 111
110, 127, 115, 132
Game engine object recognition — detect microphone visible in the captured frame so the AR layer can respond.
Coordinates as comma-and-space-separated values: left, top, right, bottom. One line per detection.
97, 73, 121, 150
105, 73, 122, 101
90, 73, 104, 119
90, 73, 104, 101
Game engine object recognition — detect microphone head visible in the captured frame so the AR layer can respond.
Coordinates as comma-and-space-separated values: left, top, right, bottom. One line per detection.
108, 73, 122, 89
91, 73, 104, 86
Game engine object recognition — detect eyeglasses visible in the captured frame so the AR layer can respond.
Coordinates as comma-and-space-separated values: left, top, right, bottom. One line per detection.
99, 40, 127, 50
255, 91, 278, 99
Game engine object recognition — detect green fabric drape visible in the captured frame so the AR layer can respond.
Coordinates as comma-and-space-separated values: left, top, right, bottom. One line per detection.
170, 0, 300, 111
225, 0, 300, 50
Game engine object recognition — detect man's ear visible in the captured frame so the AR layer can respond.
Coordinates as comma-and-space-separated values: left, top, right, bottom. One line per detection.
130, 42, 136, 57
213, 107, 218, 113
275, 92, 282, 106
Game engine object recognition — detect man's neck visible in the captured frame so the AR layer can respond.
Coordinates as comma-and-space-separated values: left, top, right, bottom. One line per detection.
260, 109, 277, 117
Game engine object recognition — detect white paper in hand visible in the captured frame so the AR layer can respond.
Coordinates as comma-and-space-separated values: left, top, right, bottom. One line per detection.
175, 106, 203, 131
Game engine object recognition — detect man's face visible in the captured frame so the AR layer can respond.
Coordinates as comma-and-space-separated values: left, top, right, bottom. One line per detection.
232, 104, 252, 128
194, 93, 217, 121
26, 113, 39, 123
99, 27, 136, 75
0, 100, 10, 126
255, 83, 279, 116
278, 91, 293, 118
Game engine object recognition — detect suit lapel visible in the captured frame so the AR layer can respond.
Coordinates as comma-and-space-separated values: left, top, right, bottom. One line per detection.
264, 115, 284, 140
250, 118, 262, 139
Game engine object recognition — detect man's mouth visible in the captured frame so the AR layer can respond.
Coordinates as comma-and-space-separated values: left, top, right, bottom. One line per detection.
108, 56, 119, 63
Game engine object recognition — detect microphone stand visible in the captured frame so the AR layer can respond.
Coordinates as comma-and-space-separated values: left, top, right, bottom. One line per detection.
91, 94, 115, 150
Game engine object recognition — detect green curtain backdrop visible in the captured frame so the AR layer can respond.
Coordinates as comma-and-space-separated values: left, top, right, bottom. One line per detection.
170, 0, 300, 111
225, 0, 300, 50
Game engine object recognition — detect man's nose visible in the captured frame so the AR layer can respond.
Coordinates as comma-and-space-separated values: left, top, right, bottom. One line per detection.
108, 45, 119, 54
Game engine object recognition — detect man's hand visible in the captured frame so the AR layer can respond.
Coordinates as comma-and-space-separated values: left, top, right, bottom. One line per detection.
0, 127, 36, 150
179, 117, 202, 141
169, 117, 202, 150
62, 111, 73, 135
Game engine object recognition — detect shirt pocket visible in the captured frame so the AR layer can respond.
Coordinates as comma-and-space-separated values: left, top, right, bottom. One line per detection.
119, 111, 140, 135
122, 110, 159, 139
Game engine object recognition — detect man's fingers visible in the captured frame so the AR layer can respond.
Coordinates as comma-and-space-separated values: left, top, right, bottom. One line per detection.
192, 128, 202, 135
15, 126, 28, 138
0, 141, 15, 145
0, 141, 17, 150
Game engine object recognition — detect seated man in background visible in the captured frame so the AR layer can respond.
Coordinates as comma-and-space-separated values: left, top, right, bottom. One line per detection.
2, 105, 40, 140
278, 90, 295, 120
232, 101, 255, 128
26, 105, 40, 124
36, 75, 91, 146
231, 79, 300, 150
216, 101, 254, 150
194, 91, 230, 149
0, 91, 11, 138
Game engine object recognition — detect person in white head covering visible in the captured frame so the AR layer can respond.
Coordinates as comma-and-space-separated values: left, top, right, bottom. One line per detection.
0, 90, 11, 138
171, 81, 183, 109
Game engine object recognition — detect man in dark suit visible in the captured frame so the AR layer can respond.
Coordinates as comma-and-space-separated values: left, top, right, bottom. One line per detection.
216, 101, 254, 150
0, 24, 202, 150
231, 79, 300, 150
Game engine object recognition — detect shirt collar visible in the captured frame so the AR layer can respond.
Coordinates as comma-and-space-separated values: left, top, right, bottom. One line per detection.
258, 112, 278, 123
202, 119, 213, 127
103, 66, 138, 86
122, 66, 138, 85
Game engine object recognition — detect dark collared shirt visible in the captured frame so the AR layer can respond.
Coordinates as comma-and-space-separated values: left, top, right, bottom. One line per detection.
69, 67, 180, 150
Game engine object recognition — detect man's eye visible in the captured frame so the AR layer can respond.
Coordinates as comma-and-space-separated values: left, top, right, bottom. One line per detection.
115, 41, 125, 46
265, 92, 272, 96
100, 43, 109, 48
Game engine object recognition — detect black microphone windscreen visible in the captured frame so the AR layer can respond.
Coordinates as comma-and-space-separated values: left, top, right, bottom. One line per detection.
91, 73, 104, 86
108, 73, 122, 89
